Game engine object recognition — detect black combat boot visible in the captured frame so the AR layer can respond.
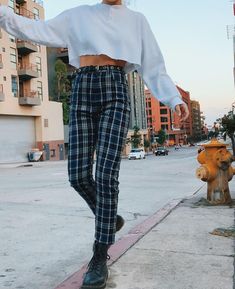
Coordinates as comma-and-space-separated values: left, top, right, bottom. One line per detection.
81, 241, 109, 289
116, 215, 125, 232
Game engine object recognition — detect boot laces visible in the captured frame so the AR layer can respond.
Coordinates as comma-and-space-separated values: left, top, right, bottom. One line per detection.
87, 253, 110, 273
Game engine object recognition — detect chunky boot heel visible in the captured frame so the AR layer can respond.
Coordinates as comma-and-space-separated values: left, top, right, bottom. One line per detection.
81, 242, 109, 289
116, 215, 125, 232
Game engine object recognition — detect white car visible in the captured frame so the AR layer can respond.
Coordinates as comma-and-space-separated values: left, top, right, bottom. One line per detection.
128, 148, 146, 160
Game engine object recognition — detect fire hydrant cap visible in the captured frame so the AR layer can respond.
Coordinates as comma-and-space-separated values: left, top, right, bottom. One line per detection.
201, 138, 227, 148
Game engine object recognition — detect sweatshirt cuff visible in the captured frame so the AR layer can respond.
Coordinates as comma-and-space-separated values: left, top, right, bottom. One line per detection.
169, 96, 184, 111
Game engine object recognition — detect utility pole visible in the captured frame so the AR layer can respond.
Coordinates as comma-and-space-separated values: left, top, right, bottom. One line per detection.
233, 1, 235, 87
226, 1, 235, 86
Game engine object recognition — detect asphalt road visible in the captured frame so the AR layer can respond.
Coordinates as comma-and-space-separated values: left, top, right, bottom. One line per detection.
0, 146, 204, 289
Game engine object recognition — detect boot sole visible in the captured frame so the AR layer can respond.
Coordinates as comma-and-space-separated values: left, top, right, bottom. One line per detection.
80, 271, 109, 289
80, 283, 106, 289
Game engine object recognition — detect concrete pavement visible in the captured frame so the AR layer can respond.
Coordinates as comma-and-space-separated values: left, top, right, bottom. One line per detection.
0, 147, 234, 289
55, 185, 235, 289
105, 186, 235, 289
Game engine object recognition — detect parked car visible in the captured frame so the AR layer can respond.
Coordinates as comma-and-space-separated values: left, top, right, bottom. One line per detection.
128, 148, 146, 160
155, 147, 169, 156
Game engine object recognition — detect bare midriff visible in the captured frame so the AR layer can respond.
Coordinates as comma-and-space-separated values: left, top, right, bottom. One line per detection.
79, 54, 126, 68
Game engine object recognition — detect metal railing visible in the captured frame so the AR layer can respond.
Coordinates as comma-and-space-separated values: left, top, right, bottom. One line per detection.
18, 63, 38, 72
58, 48, 68, 53
20, 90, 38, 98
17, 39, 35, 45
17, 7, 35, 19
17, 39, 38, 49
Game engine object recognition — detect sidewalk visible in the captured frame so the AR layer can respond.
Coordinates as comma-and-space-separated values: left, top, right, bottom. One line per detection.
55, 186, 235, 289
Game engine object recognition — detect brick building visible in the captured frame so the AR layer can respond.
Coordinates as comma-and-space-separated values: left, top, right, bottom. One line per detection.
145, 86, 192, 146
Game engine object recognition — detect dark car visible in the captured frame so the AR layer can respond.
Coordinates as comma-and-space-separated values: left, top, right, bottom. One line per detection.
155, 147, 169, 156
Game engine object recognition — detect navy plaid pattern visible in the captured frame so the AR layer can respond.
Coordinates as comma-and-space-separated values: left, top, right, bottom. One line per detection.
68, 66, 130, 244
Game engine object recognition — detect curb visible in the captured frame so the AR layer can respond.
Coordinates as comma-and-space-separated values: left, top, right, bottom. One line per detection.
54, 198, 182, 289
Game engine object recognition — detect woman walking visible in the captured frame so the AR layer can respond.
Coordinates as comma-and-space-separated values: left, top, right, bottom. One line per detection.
0, 1, 189, 288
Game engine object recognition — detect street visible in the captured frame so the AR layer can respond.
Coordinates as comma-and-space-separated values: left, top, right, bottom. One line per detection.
0, 146, 203, 289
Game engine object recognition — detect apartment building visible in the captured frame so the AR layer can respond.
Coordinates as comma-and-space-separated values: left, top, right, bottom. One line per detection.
145, 86, 192, 145
0, 0, 64, 163
47, 48, 149, 155
124, 71, 148, 154
191, 100, 203, 140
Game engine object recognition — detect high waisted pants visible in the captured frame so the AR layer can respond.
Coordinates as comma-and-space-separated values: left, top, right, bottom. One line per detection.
68, 66, 130, 244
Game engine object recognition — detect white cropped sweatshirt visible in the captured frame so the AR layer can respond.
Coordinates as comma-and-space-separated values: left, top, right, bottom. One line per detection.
0, 3, 184, 110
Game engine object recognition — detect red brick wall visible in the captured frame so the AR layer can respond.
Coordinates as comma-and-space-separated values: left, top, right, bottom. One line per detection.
37, 140, 65, 161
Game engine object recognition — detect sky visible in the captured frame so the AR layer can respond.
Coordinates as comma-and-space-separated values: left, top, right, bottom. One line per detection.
44, 0, 235, 126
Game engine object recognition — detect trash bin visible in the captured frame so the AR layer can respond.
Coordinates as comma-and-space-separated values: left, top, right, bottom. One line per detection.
28, 148, 43, 162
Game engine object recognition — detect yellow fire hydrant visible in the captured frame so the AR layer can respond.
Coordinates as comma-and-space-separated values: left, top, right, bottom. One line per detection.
196, 138, 235, 205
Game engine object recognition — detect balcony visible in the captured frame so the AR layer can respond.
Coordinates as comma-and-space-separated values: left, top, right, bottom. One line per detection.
57, 48, 69, 63
17, 7, 35, 19
0, 54, 3, 69
17, 40, 38, 55
0, 84, 5, 102
19, 90, 41, 106
16, 0, 26, 4
18, 63, 39, 80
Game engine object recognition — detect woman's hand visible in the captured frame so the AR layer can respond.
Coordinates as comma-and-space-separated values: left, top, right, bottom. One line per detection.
175, 103, 189, 122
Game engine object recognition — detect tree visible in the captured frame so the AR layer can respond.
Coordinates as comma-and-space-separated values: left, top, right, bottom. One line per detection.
54, 59, 68, 101
220, 114, 235, 156
156, 129, 167, 145
131, 126, 142, 148
144, 139, 150, 151
54, 59, 71, 125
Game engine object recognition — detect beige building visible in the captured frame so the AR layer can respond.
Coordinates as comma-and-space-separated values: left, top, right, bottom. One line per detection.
0, 0, 64, 163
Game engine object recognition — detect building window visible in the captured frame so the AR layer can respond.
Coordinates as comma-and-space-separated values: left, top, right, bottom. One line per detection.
44, 119, 49, 128
160, 102, 165, 107
2, 47, 5, 52
161, 117, 168, 123
37, 81, 43, 101
161, 124, 169, 130
11, 76, 18, 97
9, 34, 16, 43
10, 48, 17, 69
33, 7, 40, 19
160, 109, 168, 115
8, 0, 14, 10
36, 56, 42, 76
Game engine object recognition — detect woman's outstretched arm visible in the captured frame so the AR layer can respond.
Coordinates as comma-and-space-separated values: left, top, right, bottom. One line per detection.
137, 14, 184, 111
0, 5, 68, 47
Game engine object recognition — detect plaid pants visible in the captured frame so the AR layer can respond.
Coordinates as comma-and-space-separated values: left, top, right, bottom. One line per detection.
68, 65, 130, 244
